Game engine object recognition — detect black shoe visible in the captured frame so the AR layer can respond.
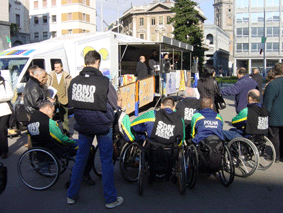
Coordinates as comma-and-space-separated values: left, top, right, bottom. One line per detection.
83, 175, 96, 185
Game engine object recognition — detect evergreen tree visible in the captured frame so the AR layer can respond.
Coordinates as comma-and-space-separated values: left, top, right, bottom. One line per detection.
170, 0, 206, 71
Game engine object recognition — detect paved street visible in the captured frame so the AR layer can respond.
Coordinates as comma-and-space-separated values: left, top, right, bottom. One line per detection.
1, 96, 283, 213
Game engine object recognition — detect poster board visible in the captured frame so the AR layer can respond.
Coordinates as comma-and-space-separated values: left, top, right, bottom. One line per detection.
119, 82, 136, 114
175, 70, 180, 89
179, 70, 186, 91
138, 76, 155, 108
165, 72, 176, 95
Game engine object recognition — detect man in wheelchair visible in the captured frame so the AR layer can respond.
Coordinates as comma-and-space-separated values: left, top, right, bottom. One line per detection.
175, 87, 200, 140
223, 89, 269, 142
190, 97, 225, 173
27, 100, 95, 185
130, 96, 185, 181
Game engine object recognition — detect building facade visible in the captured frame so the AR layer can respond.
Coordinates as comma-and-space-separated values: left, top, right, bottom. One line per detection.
29, 0, 96, 43
215, 0, 283, 75
9, 0, 30, 46
114, 1, 206, 42
204, 24, 230, 75
0, 1, 11, 51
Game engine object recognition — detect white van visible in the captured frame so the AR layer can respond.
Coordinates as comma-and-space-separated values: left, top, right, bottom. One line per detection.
0, 31, 193, 96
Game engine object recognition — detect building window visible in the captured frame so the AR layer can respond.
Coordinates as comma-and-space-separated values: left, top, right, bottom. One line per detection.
266, 42, 279, 52
34, 32, 39, 40
51, 31, 57, 38
151, 17, 156, 25
52, 15, 56, 23
52, 0, 56, 6
251, 0, 263, 7
159, 16, 163, 25
68, 29, 72, 34
206, 34, 214, 44
236, 13, 249, 23
43, 32, 48, 40
140, 18, 144, 26
236, 43, 249, 52
68, 0, 72, 4
267, 0, 279, 7
267, 27, 279, 37
34, 1, 38, 9
236, 0, 249, 8
140, 34, 144, 39
251, 43, 261, 52
251, 27, 264, 37
16, 14, 20, 27
82, 13, 86, 21
67, 13, 72, 21
43, 0, 47, 7
43, 16, 48, 24
237, 28, 249, 38
251, 13, 264, 23
266, 12, 280, 22
34, 17, 39, 24
167, 16, 171, 24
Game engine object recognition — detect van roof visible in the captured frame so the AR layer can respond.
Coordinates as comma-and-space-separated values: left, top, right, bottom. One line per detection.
0, 31, 192, 58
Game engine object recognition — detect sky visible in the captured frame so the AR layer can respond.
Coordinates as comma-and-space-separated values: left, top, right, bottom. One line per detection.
96, 0, 214, 31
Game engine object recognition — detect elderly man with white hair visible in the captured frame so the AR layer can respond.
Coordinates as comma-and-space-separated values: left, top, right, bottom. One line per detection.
175, 87, 200, 139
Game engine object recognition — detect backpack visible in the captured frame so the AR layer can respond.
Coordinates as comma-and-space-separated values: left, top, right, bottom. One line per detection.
198, 135, 223, 173
0, 162, 7, 195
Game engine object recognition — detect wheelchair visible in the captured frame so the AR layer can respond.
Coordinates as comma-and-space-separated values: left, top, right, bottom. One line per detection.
137, 139, 186, 195
93, 129, 129, 178
186, 135, 235, 188
18, 140, 94, 191
227, 134, 275, 178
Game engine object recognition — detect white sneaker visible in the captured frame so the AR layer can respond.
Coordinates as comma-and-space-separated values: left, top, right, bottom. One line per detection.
67, 197, 75, 205
105, 196, 124, 209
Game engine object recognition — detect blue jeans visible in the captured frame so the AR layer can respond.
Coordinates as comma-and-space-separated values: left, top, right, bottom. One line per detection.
67, 128, 117, 204
223, 129, 243, 141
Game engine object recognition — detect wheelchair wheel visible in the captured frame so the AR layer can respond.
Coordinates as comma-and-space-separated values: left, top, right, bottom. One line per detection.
228, 137, 259, 177
18, 147, 60, 190
218, 145, 234, 186
138, 148, 145, 195
186, 144, 198, 188
177, 149, 186, 195
257, 136, 276, 170
120, 142, 141, 182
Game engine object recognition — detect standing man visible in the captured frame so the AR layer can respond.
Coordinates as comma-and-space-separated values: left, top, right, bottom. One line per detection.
251, 68, 263, 96
24, 66, 50, 117
47, 61, 72, 137
148, 50, 159, 76
263, 63, 283, 162
135, 56, 148, 80
221, 67, 258, 113
67, 50, 123, 208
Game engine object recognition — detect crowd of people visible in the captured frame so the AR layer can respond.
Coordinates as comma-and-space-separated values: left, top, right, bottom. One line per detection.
0, 50, 282, 208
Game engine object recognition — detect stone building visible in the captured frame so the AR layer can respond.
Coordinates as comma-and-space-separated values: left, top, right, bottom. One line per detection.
111, 1, 206, 42
9, 0, 30, 46
0, 1, 11, 51
204, 24, 230, 75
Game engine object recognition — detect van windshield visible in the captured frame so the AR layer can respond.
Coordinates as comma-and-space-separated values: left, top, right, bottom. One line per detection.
0, 57, 29, 90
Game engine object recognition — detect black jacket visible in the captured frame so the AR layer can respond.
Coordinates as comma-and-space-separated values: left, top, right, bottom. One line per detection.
135, 61, 148, 80
24, 76, 46, 116
197, 76, 220, 113
70, 67, 118, 134
251, 73, 263, 95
